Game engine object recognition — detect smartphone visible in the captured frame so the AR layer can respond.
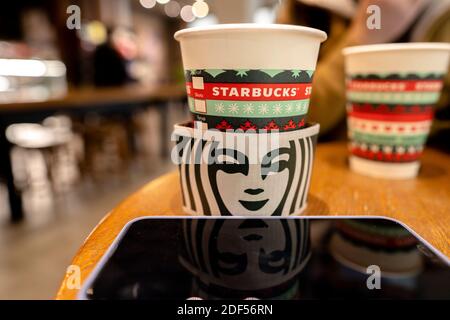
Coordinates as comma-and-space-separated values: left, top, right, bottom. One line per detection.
78, 217, 450, 300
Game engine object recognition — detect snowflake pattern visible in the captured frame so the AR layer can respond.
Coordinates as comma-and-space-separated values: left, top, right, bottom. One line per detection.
215, 103, 225, 113
296, 103, 306, 113
243, 103, 254, 114
273, 104, 283, 115
291, 70, 301, 78
258, 104, 269, 115
236, 70, 250, 77
212, 102, 310, 116
228, 103, 239, 114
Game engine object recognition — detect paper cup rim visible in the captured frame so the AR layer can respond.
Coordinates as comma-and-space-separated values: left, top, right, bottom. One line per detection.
342, 42, 450, 56
174, 23, 327, 43
173, 121, 320, 140
329, 233, 423, 278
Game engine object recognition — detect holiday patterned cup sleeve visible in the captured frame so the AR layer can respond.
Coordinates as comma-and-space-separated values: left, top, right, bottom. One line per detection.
330, 220, 423, 275
185, 69, 314, 132
346, 73, 444, 164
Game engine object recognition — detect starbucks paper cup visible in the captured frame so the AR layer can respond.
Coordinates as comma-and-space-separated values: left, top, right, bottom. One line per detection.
330, 220, 423, 277
179, 219, 311, 299
172, 121, 319, 216
343, 43, 450, 179
174, 24, 327, 132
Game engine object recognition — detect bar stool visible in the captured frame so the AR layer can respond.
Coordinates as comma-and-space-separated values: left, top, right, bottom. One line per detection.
5, 121, 77, 206
42, 115, 81, 192
81, 115, 130, 180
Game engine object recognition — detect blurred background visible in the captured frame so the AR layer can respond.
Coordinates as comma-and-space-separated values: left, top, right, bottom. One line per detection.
0, 0, 449, 299
0, 0, 283, 299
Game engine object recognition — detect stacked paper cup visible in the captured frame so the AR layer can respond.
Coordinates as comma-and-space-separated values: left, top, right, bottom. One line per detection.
173, 24, 327, 216
343, 43, 450, 179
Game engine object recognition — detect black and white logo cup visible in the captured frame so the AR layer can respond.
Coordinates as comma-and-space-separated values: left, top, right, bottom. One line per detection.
172, 122, 320, 216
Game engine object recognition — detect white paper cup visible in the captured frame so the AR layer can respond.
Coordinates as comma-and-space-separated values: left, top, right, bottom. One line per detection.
343, 43, 450, 179
174, 24, 327, 132
330, 220, 423, 277
172, 121, 320, 216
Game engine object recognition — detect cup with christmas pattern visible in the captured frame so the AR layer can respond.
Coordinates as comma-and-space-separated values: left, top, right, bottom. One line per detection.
172, 121, 319, 216
174, 24, 327, 132
343, 43, 450, 179
330, 219, 423, 277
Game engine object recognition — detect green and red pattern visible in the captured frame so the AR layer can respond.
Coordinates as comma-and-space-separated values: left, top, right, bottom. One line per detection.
349, 144, 423, 162
198, 116, 306, 132
350, 103, 434, 115
347, 73, 444, 163
336, 220, 418, 251
185, 69, 314, 131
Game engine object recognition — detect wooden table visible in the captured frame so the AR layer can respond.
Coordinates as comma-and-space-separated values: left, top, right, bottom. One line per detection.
56, 142, 450, 299
0, 84, 186, 222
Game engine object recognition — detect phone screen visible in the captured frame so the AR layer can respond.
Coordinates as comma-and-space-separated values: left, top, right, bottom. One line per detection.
80, 218, 450, 300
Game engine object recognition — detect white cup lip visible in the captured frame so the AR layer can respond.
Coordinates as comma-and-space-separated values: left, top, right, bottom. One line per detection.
342, 42, 450, 56
174, 23, 327, 43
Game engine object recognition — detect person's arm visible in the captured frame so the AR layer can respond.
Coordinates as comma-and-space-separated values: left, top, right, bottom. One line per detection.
422, 8, 450, 135
307, 0, 431, 135
308, 35, 355, 135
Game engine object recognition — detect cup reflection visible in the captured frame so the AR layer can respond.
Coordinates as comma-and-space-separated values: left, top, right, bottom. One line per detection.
179, 219, 311, 300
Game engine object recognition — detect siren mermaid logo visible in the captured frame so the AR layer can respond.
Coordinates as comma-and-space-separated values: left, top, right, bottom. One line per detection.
172, 124, 318, 216
208, 143, 295, 216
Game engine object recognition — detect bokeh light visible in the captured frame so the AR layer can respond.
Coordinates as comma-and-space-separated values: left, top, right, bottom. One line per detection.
180, 5, 195, 22
139, 0, 156, 9
0, 76, 10, 91
192, 0, 209, 18
164, 1, 180, 17
83, 20, 107, 45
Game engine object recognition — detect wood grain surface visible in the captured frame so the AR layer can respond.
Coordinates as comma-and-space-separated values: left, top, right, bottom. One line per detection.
56, 142, 450, 299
